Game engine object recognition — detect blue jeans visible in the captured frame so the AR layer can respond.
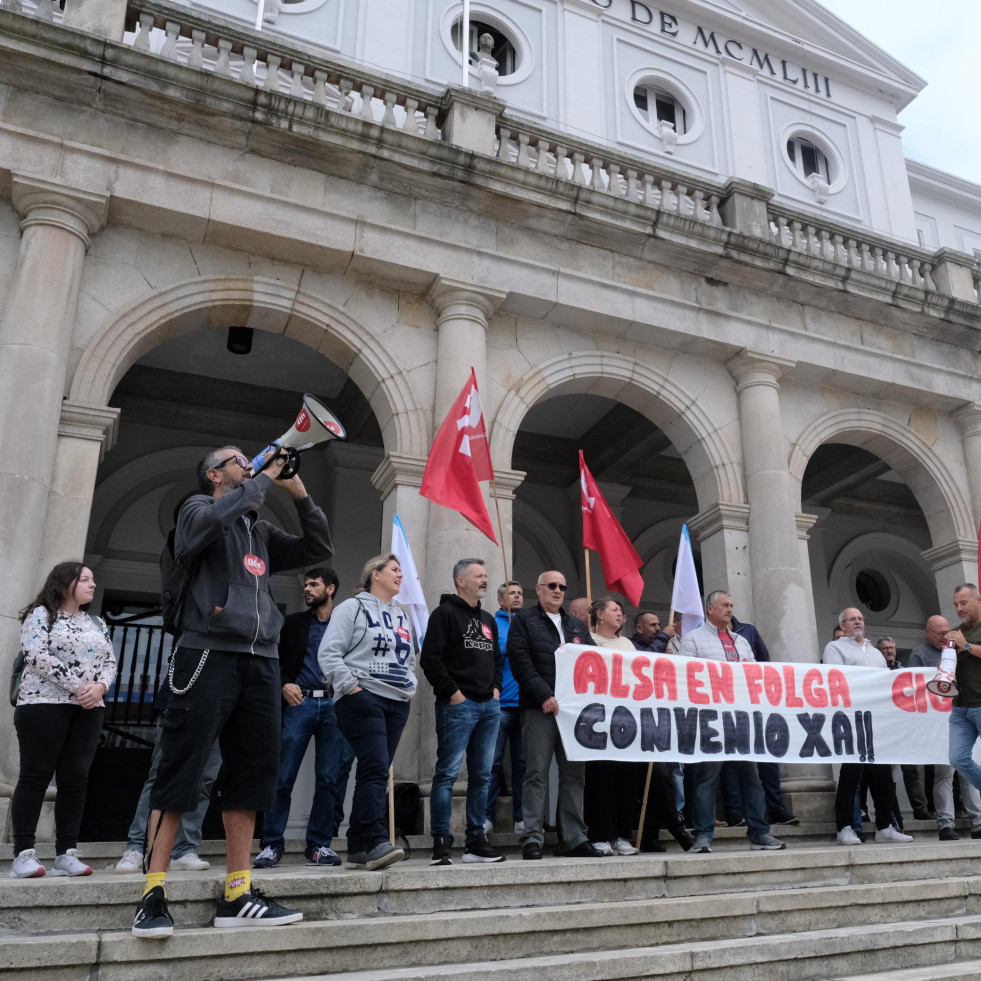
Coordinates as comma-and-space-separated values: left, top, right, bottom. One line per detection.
261, 696, 347, 852
430, 697, 500, 843
126, 720, 221, 859
334, 690, 410, 854
485, 706, 524, 824
691, 760, 769, 842
949, 707, 981, 794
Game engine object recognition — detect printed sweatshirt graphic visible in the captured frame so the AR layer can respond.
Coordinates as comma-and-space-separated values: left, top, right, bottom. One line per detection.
420, 593, 502, 702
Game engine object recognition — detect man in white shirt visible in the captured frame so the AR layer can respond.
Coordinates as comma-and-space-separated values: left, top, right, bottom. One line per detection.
823, 607, 912, 846
680, 591, 786, 853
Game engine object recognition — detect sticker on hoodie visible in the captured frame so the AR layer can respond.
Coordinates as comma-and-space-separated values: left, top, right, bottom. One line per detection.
244, 554, 266, 576
481, 624, 493, 641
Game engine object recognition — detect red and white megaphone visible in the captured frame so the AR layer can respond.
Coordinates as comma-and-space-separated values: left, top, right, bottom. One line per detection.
249, 394, 346, 477
926, 642, 959, 698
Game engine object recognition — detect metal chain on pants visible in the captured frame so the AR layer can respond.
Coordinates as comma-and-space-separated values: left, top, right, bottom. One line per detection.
168, 648, 210, 695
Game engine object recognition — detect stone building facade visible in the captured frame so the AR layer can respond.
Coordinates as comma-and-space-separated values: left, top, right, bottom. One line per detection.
1, 0, 980, 823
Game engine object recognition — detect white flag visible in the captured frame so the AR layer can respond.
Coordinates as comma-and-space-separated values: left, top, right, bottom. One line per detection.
670, 524, 703, 637
392, 514, 429, 644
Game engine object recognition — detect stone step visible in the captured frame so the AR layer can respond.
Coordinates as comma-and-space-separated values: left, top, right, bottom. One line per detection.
829, 962, 981, 981
4, 842, 981, 933
8, 916, 981, 981
5, 841, 981, 934
2, 815, 969, 866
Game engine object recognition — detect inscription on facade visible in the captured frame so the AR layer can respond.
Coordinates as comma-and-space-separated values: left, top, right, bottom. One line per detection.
591, 0, 833, 99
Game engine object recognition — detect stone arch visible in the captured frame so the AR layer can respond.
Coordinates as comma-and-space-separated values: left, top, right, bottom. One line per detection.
788, 408, 973, 545
826, 531, 937, 630
67, 276, 430, 459
86, 447, 302, 559
512, 499, 578, 584
492, 353, 744, 511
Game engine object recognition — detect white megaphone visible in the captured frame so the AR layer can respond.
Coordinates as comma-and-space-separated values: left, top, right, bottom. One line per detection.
926, 643, 959, 698
249, 394, 346, 477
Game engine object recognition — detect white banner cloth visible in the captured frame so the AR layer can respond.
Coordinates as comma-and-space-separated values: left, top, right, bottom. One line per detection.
553, 646, 954, 765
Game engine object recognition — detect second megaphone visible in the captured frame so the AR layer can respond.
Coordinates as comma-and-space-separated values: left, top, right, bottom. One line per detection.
249, 394, 346, 477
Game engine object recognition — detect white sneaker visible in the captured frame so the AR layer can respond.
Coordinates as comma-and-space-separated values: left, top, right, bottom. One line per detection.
482, 819, 494, 835
171, 851, 210, 871
836, 827, 862, 846
115, 849, 143, 873
513, 820, 525, 834
612, 837, 639, 855
50, 849, 92, 877
592, 840, 615, 856
9, 848, 45, 878
874, 826, 913, 843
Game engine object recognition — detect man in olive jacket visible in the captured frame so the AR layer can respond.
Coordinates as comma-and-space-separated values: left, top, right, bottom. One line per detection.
506, 570, 602, 860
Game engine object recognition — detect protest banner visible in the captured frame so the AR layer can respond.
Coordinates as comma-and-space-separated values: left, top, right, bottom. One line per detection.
553, 646, 953, 765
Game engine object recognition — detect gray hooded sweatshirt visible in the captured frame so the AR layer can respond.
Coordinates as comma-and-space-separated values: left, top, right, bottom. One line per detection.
318, 591, 417, 701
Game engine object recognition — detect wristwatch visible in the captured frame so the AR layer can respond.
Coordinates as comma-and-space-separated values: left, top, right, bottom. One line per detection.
963, 643, 972, 654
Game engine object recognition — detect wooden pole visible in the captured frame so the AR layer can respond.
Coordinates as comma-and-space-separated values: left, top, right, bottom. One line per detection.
388, 765, 395, 845
584, 548, 592, 606
491, 480, 510, 590
635, 763, 654, 851
636, 607, 675, 848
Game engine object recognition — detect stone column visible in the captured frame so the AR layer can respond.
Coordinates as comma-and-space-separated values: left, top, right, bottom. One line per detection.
801, 506, 833, 647
0, 176, 107, 795
727, 350, 817, 663
794, 512, 820, 661
424, 278, 506, 594
37, 402, 120, 576
923, 540, 978, 623
370, 452, 432, 788
687, 502, 753, 618
953, 403, 981, 525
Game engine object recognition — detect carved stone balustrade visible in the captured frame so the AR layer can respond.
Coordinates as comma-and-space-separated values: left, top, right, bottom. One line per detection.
767, 205, 938, 294
117, 0, 445, 139
495, 118, 724, 230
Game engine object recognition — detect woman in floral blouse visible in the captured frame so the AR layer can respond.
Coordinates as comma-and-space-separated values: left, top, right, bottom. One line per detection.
10, 562, 116, 879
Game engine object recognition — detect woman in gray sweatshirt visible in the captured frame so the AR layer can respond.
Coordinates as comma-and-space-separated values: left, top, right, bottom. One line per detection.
319, 553, 417, 871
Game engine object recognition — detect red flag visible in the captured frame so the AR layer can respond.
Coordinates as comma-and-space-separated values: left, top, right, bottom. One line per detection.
420, 369, 497, 542
580, 450, 644, 606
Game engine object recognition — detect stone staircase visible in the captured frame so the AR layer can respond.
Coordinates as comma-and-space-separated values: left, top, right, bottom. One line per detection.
4, 823, 981, 981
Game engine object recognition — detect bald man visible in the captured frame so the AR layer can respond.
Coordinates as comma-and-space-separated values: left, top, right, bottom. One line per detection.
909, 615, 981, 840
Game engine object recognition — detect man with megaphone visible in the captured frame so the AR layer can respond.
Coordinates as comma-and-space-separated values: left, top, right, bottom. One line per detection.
132, 442, 333, 940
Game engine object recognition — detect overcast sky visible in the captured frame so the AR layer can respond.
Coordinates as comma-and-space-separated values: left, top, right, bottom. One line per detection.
816, 0, 980, 186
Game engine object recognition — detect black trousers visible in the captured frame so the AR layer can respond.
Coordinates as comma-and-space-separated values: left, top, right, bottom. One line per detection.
835, 763, 894, 831
12, 703, 104, 853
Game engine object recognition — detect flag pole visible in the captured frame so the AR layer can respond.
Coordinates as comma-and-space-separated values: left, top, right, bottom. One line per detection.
388, 765, 395, 844
635, 762, 654, 851
584, 548, 592, 606
491, 479, 511, 592
462, 0, 471, 88
636, 606, 676, 849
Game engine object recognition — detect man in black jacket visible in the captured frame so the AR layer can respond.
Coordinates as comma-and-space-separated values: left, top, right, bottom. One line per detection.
507, 570, 602, 860
253, 567, 348, 870
133, 446, 332, 940
420, 559, 504, 865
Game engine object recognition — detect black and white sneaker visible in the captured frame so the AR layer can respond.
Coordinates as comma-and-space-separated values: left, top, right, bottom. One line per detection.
214, 888, 303, 928
463, 834, 505, 863
132, 885, 174, 939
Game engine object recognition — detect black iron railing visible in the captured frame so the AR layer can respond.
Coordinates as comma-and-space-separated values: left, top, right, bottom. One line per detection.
103, 609, 171, 728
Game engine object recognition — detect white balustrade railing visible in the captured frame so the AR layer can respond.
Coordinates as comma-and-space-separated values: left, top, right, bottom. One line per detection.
767, 209, 938, 293
119, 1, 444, 139
495, 122, 724, 228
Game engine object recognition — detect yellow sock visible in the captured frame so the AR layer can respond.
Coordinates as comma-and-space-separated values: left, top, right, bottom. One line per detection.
144, 872, 167, 897
225, 869, 250, 902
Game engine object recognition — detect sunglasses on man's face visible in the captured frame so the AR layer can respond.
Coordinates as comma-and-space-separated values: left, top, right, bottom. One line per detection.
214, 454, 250, 470
541, 582, 567, 592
